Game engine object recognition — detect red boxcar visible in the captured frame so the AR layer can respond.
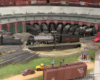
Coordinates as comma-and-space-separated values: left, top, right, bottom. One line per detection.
43, 62, 87, 80
30, 0, 47, 4
15, 1, 30, 5
49, 0, 60, 4
0, 1, 14, 6
37, 0, 47, 4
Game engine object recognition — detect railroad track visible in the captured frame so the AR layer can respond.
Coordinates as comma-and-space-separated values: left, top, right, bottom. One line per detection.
0, 50, 38, 67
0, 50, 25, 59
71, 74, 95, 80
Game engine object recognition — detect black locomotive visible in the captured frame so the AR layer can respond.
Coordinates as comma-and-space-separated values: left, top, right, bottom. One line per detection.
26, 34, 79, 45
0, 35, 21, 45
26, 23, 41, 35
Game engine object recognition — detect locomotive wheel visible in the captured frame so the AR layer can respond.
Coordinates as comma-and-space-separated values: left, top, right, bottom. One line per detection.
34, 41, 40, 45
40, 42, 46, 44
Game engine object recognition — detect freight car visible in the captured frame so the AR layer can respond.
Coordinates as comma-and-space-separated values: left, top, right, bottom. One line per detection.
0, 0, 100, 7
0, 34, 21, 45
43, 62, 87, 80
26, 34, 79, 45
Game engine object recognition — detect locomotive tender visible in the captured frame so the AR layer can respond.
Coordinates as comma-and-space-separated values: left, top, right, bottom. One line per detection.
0, 34, 21, 45
43, 62, 87, 80
0, 0, 99, 7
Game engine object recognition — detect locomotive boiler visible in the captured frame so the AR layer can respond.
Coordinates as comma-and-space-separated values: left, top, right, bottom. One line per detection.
62, 24, 71, 34
56, 24, 63, 34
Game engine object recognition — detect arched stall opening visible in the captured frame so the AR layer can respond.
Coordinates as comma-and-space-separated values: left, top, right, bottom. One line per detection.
40, 23, 48, 33
56, 23, 64, 34
2, 24, 7, 31
32, 23, 41, 35
62, 23, 71, 34
26, 23, 32, 33
90, 26, 96, 36
17, 22, 23, 33
10, 23, 15, 33
98, 26, 100, 32
73, 24, 80, 28
68, 24, 78, 35
48, 22, 56, 33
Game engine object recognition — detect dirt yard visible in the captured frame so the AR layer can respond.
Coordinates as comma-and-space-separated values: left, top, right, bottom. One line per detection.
4, 62, 94, 80
4, 71, 43, 80
86, 62, 95, 69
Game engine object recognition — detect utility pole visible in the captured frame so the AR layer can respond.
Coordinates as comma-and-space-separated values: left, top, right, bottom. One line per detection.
51, 30, 57, 49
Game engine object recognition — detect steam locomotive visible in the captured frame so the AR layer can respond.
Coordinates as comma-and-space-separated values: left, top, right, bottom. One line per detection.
0, 35, 21, 45
0, 0, 99, 7
26, 23, 41, 35
26, 34, 79, 45
73, 26, 94, 37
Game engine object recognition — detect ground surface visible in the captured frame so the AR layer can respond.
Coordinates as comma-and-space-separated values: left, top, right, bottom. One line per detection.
27, 36, 97, 57
3, 62, 94, 80
4, 71, 43, 80
86, 62, 95, 69
0, 34, 98, 80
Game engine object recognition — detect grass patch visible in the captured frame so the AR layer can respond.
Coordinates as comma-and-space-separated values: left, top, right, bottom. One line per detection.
87, 49, 96, 62
87, 68, 94, 74
0, 49, 96, 79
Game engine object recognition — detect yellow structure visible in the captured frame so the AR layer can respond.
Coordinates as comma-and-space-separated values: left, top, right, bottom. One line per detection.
36, 63, 50, 71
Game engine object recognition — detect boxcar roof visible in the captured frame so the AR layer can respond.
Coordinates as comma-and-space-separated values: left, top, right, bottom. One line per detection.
44, 62, 87, 69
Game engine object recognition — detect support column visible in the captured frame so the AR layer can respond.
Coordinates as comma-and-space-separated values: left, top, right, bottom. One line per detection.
38, 20, 42, 25
87, 23, 91, 27
30, 21, 34, 25
79, 22, 83, 27
15, 22, 18, 33
95, 23, 99, 33
86, 55, 88, 60
22, 21, 26, 32
70, 21, 75, 25
81, 54, 83, 59
7, 23, 10, 32
0, 24, 2, 30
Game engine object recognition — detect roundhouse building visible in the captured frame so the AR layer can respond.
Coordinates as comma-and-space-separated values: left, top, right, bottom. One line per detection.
0, 6, 100, 34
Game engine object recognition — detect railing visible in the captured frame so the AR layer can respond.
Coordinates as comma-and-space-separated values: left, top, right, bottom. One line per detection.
0, 13, 100, 24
